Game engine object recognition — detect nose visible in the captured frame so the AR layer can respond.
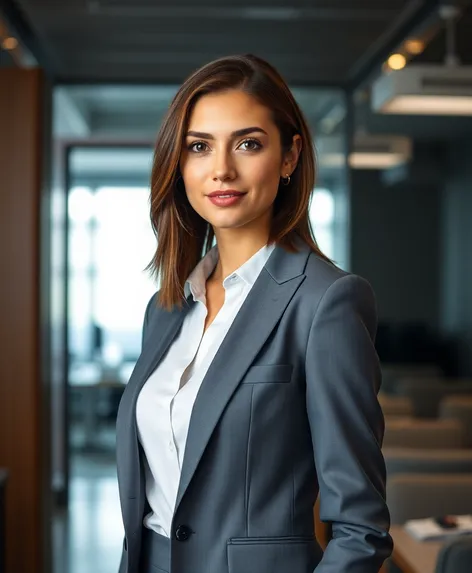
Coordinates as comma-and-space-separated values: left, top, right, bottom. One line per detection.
212, 148, 236, 182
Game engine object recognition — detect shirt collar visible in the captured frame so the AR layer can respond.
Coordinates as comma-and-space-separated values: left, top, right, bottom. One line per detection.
184, 242, 276, 301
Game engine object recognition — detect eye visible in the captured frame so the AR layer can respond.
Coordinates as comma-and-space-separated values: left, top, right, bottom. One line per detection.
188, 141, 209, 153
238, 138, 262, 151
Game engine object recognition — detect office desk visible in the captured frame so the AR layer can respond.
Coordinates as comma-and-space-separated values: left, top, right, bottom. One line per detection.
390, 525, 443, 573
69, 361, 134, 450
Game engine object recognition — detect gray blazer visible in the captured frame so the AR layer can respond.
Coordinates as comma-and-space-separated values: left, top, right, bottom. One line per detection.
116, 238, 393, 573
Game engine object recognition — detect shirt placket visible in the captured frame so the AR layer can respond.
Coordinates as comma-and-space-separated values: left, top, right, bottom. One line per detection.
170, 300, 207, 472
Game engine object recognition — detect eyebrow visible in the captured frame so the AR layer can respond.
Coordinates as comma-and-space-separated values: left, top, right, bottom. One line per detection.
185, 127, 268, 139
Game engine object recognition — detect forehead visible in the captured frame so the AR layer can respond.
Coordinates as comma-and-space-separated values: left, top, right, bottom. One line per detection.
187, 90, 275, 133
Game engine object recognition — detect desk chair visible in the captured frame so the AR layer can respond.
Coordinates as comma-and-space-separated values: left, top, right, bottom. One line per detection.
387, 474, 472, 525
436, 537, 472, 573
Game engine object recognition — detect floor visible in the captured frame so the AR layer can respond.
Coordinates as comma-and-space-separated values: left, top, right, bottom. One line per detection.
53, 425, 124, 573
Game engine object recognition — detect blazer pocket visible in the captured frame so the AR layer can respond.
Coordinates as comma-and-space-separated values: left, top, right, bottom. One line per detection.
229, 535, 314, 544
242, 364, 293, 384
227, 536, 320, 573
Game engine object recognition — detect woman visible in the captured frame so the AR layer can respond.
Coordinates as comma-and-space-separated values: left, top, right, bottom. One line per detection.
116, 54, 393, 573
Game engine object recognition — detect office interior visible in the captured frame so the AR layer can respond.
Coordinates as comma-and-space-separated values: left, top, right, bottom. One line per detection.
1, 1, 472, 572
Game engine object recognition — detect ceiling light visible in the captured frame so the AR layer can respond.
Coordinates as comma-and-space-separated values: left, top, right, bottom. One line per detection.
317, 134, 412, 170
372, 6, 472, 116
349, 134, 412, 170
379, 94, 472, 115
349, 152, 407, 169
387, 54, 407, 71
372, 64, 472, 115
404, 39, 424, 55
2, 37, 18, 51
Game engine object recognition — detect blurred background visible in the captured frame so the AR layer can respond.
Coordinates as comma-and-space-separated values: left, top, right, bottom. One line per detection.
1, 1, 472, 573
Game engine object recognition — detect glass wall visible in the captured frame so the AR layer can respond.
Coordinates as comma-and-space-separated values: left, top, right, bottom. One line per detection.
65, 147, 157, 573
67, 147, 155, 451
293, 87, 349, 269
68, 184, 155, 377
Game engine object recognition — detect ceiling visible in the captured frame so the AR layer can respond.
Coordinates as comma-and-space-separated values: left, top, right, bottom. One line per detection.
53, 84, 344, 140
7, 0, 440, 86
414, 3, 472, 65
6, 0, 472, 145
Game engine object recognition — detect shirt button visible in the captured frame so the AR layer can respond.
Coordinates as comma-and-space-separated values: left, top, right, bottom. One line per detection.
168, 440, 174, 451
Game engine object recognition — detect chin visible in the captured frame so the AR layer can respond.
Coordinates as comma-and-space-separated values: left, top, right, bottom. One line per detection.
200, 210, 240, 226
210, 219, 248, 230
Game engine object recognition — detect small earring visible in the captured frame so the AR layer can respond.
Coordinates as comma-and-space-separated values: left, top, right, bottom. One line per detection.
281, 174, 291, 186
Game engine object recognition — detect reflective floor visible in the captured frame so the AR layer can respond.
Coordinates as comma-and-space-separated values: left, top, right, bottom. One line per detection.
54, 444, 123, 573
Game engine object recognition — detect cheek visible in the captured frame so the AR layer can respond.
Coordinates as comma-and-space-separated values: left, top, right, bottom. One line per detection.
181, 159, 204, 188
180, 163, 206, 213
247, 156, 282, 193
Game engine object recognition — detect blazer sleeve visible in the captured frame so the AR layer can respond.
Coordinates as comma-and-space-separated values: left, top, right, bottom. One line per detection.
305, 274, 393, 573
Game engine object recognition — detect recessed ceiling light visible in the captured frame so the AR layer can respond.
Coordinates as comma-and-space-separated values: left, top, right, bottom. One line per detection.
387, 54, 407, 71
2, 37, 18, 51
404, 39, 425, 55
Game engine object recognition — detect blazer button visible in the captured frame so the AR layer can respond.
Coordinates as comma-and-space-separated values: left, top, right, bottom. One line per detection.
175, 525, 192, 541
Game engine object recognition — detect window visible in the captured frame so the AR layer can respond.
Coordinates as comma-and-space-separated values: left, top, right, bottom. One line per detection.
68, 186, 156, 364
309, 187, 335, 260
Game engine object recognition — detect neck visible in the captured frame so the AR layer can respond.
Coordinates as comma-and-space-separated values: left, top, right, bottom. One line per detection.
210, 228, 270, 283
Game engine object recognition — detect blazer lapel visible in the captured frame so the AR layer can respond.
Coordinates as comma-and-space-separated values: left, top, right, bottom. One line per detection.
174, 240, 310, 511
133, 295, 196, 397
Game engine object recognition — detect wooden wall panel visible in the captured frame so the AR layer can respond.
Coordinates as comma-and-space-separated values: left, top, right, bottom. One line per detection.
0, 68, 50, 573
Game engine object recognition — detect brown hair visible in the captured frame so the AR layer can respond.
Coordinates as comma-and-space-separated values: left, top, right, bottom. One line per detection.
147, 53, 334, 310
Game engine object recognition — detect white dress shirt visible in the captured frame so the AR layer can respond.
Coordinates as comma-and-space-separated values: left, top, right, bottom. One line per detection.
136, 242, 276, 537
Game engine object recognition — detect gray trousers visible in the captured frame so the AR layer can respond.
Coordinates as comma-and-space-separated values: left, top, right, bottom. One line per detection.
139, 527, 171, 573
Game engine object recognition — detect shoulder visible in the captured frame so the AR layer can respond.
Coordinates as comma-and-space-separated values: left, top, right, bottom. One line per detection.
301, 252, 377, 323
303, 251, 348, 292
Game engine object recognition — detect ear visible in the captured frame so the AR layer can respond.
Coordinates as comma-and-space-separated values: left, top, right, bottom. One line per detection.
281, 134, 302, 177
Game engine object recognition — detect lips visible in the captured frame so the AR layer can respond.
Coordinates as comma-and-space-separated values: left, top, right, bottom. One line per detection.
207, 190, 246, 197
207, 193, 246, 207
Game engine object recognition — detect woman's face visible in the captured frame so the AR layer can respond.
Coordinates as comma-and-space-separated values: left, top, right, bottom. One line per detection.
179, 89, 300, 235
